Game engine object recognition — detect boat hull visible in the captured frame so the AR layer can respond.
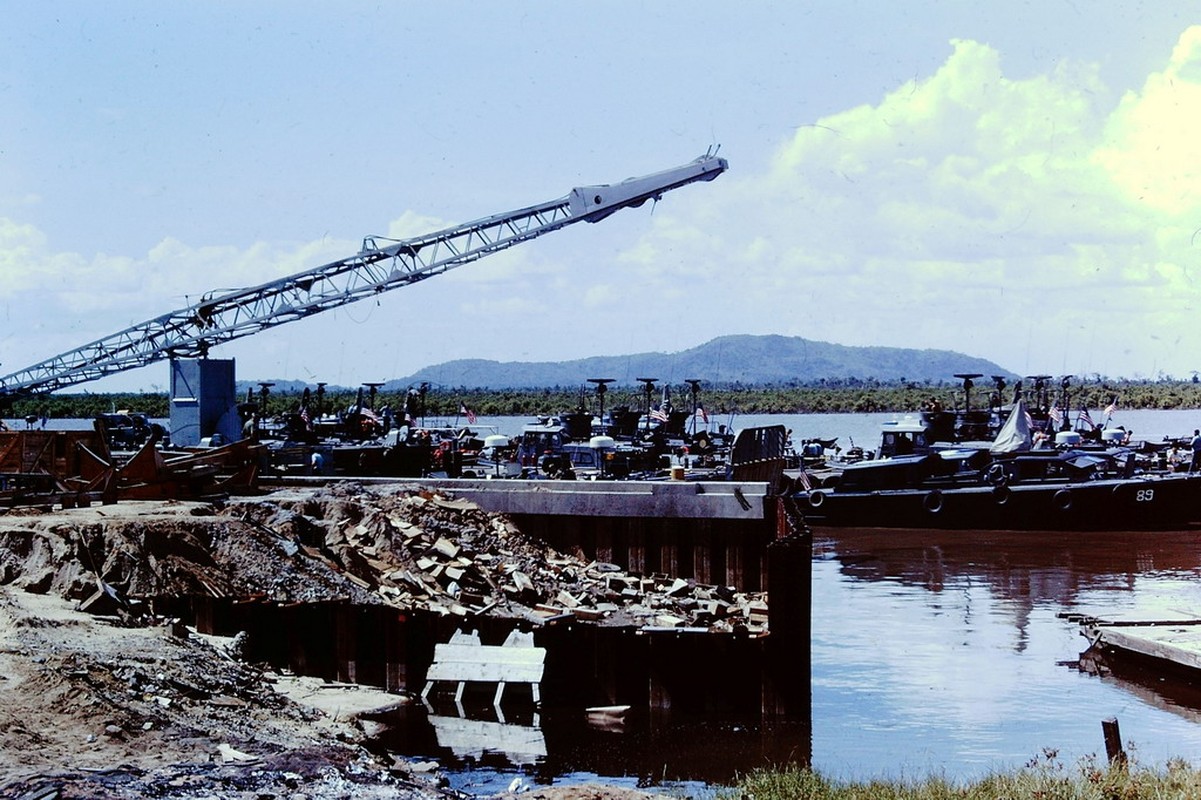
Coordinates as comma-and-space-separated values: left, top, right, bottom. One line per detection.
800, 473, 1201, 531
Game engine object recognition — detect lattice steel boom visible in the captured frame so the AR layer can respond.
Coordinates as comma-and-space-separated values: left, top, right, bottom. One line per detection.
1, 153, 727, 398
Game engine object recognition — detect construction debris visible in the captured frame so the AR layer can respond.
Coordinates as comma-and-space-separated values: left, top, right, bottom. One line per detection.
227, 483, 771, 634
0, 481, 767, 633
0, 428, 262, 508
0, 484, 720, 799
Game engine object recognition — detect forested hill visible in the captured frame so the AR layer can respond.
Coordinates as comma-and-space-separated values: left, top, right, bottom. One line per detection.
386, 334, 1015, 390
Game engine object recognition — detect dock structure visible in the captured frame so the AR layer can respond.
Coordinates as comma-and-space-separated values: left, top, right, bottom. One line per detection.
419, 477, 777, 591
279, 476, 782, 592
236, 477, 811, 719
1071, 610, 1201, 675
410, 477, 769, 519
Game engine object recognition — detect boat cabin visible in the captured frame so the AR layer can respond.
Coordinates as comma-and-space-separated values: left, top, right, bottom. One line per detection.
990, 449, 1133, 484
470, 434, 522, 479
517, 417, 569, 467
835, 449, 990, 492
877, 417, 934, 458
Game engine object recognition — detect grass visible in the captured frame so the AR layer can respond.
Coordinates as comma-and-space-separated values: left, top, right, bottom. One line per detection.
719, 749, 1201, 800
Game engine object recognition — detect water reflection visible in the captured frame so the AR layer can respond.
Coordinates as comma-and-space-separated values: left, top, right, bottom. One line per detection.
812, 526, 1201, 779
818, 527, 1201, 619
370, 699, 811, 795
371, 526, 1201, 788
1074, 646, 1201, 727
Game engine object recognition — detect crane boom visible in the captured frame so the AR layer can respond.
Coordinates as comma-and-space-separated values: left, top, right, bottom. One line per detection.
1, 153, 727, 398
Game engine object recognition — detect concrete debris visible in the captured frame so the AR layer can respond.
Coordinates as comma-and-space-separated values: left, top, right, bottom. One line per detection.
224, 483, 771, 634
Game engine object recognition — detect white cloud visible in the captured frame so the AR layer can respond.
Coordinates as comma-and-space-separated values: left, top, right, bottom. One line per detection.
0, 219, 53, 295
8, 26, 1201, 388
610, 29, 1201, 378
1095, 26, 1201, 216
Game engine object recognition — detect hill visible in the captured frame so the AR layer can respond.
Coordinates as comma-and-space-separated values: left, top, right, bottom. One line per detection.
383, 334, 1015, 390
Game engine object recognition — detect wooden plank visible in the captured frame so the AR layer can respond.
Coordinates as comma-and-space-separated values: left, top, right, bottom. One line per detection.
1093, 609, 1201, 626
1092, 623, 1201, 672
426, 636, 541, 675
426, 657, 543, 681
422, 629, 545, 705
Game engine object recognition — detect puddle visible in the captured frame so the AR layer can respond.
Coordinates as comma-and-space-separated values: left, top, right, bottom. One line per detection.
364, 698, 811, 795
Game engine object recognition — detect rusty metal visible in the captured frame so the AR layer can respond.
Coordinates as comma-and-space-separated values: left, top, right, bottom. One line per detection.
0, 429, 263, 507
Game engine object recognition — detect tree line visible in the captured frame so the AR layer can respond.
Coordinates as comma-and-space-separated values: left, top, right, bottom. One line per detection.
5, 377, 1201, 421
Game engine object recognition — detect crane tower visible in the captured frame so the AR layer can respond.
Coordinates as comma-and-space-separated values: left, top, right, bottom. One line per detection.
1, 152, 728, 444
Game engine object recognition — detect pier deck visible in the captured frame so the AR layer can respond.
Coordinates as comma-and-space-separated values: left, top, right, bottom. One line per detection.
398, 477, 770, 519
1074, 610, 1201, 675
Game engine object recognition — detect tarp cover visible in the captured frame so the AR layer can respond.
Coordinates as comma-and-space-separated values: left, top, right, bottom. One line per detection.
990, 400, 1033, 454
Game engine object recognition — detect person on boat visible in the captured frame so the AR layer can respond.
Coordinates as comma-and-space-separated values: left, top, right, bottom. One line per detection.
1189, 429, 1201, 473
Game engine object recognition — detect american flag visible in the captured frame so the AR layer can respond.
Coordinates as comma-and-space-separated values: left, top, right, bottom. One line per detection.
460, 403, 477, 424
694, 404, 709, 423
1077, 408, 1095, 430
1103, 401, 1118, 417
299, 405, 313, 431
649, 406, 669, 423
1048, 405, 1063, 425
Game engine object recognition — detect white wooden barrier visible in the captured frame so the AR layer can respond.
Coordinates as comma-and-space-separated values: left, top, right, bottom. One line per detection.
422, 628, 545, 707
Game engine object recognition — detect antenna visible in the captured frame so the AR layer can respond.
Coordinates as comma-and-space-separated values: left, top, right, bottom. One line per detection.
636, 377, 658, 431
587, 378, 615, 434
953, 373, 982, 412
257, 382, 275, 416
363, 382, 385, 409
1028, 375, 1052, 411
990, 376, 1007, 410
685, 378, 703, 434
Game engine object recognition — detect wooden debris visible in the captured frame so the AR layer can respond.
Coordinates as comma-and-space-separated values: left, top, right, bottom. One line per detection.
211, 485, 772, 636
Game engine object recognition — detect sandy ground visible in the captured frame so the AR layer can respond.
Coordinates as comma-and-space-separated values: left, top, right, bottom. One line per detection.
0, 493, 689, 799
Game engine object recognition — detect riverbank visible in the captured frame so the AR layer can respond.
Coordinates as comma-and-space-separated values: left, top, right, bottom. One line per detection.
723, 757, 1201, 800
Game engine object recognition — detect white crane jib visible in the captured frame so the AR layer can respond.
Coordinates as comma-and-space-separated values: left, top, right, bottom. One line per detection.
0, 153, 728, 399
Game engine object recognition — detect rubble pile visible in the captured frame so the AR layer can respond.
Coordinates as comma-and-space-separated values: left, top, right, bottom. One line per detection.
0, 482, 770, 632
0, 500, 381, 610
0, 590, 442, 799
0, 488, 709, 799
231, 483, 770, 634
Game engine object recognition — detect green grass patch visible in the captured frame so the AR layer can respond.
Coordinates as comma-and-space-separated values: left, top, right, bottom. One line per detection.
720, 750, 1201, 800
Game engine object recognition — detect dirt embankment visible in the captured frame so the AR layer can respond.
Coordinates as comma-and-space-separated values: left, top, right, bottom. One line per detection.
0, 484, 754, 798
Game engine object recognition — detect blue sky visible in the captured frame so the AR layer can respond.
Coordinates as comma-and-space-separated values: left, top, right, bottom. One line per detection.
2, 3, 1199, 392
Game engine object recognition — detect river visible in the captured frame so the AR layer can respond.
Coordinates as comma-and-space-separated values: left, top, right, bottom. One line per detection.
20, 409, 1201, 790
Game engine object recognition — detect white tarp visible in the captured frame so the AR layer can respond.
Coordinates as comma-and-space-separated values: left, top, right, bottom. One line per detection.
990, 400, 1033, 454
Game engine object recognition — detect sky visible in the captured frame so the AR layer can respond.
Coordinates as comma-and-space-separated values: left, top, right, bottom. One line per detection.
2, 2, 1200, 393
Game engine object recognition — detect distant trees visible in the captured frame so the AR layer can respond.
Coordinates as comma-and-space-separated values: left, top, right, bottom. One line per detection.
10, 377, 1201, 421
